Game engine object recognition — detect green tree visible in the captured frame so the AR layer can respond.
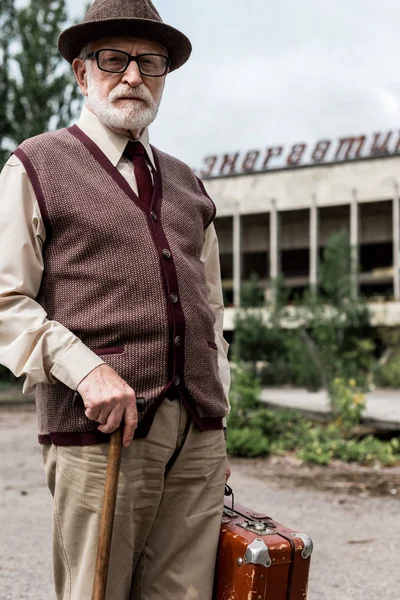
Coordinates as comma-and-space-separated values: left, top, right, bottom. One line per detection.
0, 0, 81, 381
233, 231, 375, 390
300, 231, 375, 388
234, 274, 287, 377
0, 0, 80, 166
0, 0, 15, 163
240, 273, 265, 308
319, 229, 352, 306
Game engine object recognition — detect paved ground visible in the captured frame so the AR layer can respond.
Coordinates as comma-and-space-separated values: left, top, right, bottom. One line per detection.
262, 387, 400, 430
1, 405, 399, 600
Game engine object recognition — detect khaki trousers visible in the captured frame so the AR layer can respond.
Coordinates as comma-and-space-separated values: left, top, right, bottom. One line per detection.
42, 398, 227, 600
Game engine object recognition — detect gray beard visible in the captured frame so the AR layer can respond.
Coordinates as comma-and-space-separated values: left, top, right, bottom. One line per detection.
86, 78, 161, 133
87, 98, 159, 132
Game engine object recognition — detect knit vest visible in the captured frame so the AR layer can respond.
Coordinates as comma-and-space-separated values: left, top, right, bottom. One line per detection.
14, 126, 226, 444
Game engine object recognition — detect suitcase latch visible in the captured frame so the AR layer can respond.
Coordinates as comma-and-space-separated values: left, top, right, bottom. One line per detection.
238, 520, 275, 536
223, 508, 237, 518
243, 538, 272, 568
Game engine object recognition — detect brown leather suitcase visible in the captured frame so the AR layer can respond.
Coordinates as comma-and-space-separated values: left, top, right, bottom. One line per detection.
214, 488, 313, 599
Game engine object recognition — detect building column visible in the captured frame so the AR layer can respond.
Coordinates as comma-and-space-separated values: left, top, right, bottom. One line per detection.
269, 198, 279, 304
350, 189, 359, 300
393, 184, 400, 300
233, 203, 242, 307
309, 194, 318, 295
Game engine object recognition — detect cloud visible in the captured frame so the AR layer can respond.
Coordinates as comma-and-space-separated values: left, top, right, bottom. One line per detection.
66, 0, 400, 169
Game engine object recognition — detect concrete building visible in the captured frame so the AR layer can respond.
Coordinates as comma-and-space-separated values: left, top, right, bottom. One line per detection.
200, 133, 400, 330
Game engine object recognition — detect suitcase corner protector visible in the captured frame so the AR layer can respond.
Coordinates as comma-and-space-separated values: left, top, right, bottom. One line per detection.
290, 532, 314, 559
243, 537, 272, 568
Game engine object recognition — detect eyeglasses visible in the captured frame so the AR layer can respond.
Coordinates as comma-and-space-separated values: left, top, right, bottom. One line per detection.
86, 49, 170, 77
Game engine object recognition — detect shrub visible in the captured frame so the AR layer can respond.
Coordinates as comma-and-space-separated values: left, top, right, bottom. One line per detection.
335, 436, 399, 466
226, 427, 270, 458
376, 351, 400, 388
283, 332, 322, 390
328, 377, 366, 429
240, 273, 265, 308
227, 365, 400, 466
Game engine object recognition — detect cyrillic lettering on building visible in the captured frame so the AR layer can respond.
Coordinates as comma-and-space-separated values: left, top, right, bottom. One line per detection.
242, 150, 260, 172
200, 155, 218, 178
394, 132, 400, 154
370, 131, 392, 156
219, 152, 240, 176
335, 136, 366, 161
263, 146, 283, 169
287, 143, 307, 166
198, 130, 400, 179
312, 140, 331, 163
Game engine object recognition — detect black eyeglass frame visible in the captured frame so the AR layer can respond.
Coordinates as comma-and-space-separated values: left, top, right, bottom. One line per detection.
86, 49, 170, 77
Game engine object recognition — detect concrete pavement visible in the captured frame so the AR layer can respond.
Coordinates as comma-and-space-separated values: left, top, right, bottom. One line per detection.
1, 406, 399, 600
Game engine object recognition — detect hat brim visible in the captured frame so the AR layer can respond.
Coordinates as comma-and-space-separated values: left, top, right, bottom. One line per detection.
58, 18, 192, 71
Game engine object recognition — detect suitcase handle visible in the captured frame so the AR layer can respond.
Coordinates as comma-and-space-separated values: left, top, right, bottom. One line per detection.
224, 484, 235, 510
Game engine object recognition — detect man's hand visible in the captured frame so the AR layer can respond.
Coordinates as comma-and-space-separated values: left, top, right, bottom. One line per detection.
226, 460, 231, 483
77, 364, 138, 447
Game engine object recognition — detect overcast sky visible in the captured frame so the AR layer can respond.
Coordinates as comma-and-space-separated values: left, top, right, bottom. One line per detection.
67, 0, 400, 171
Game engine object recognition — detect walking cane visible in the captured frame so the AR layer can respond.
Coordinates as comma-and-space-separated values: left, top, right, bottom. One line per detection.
91, 427, 123, 600
91, 398, 145, 600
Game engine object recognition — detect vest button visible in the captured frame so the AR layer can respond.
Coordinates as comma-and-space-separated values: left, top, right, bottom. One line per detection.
174, 375, 181, 385
151, 210, 158, 221
170, 292, 178, 303
162, 249, 171, 259
174, 336, 181, 346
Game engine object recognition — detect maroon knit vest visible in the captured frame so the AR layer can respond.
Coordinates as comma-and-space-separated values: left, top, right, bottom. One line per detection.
14, 126, 226, 444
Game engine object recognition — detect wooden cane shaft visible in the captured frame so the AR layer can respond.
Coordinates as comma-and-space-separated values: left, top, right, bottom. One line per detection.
92, 428, 123, 600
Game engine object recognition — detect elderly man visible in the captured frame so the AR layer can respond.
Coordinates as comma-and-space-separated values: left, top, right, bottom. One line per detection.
0, 0, 230, 598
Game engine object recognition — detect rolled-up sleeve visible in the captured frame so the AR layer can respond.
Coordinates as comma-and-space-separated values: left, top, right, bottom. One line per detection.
0, 155, 104, 394
201, 222, 231, 421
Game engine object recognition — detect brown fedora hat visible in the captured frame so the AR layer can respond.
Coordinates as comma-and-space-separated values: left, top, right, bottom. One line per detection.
58, 0, 192, 71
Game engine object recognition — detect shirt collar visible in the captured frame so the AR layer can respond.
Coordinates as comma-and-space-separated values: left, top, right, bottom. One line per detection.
77, 105, 156, 170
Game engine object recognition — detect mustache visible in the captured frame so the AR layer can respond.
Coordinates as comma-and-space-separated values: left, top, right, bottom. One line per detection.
108, 85, 153, 104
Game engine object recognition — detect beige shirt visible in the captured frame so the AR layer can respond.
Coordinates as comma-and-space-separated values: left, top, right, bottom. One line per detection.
0, 107, 230, 415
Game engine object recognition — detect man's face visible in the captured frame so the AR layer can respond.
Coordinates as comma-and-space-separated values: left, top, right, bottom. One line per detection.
74, 37, 168, 134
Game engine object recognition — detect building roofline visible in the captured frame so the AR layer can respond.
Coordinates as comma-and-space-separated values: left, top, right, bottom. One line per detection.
201, 152, 400, 182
